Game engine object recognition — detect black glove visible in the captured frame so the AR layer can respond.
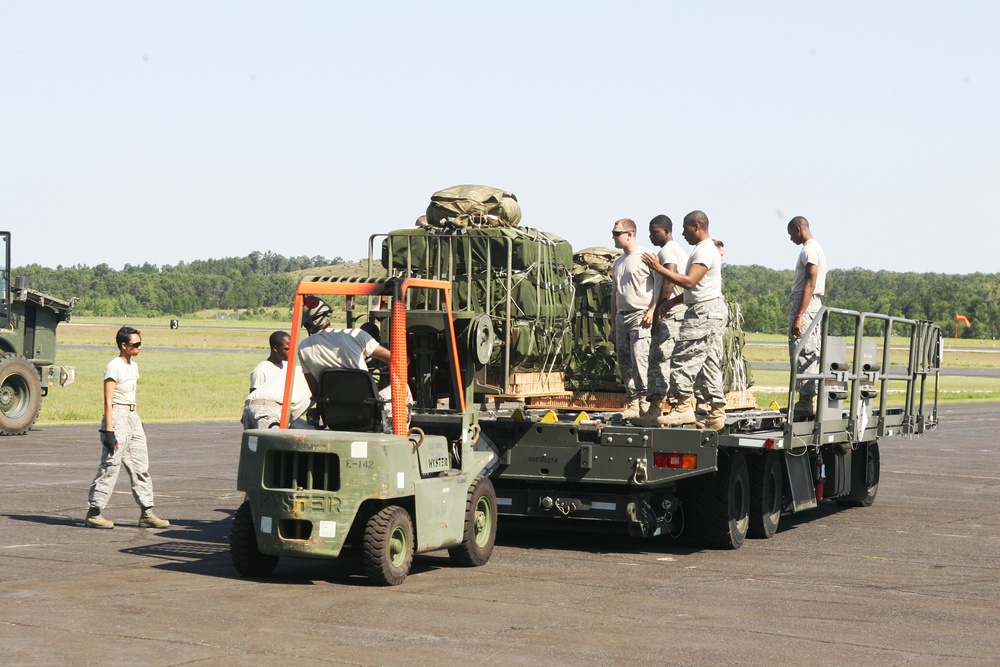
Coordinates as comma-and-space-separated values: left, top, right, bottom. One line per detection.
99, 429, 118, 453
306, 407, 320, 428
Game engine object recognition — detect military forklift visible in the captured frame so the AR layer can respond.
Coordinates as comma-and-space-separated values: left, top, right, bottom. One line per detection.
231, 276, 498, 585
0, 231, 75, 435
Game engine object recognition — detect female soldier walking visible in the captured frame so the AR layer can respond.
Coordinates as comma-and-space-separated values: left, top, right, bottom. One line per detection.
85, 326, 170, 529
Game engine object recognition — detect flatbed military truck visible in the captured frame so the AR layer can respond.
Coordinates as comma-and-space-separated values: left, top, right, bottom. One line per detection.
366, 225, 943, 549
0, 231, 75, 435
231, 276, 498, 585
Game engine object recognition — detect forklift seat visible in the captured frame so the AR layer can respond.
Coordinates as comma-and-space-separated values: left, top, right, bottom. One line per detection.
317, 369, 383, 432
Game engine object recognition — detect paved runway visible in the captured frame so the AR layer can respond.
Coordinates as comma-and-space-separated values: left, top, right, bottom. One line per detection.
1, 404, 998, 666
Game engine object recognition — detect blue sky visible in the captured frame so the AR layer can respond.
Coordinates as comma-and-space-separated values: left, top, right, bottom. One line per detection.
2, 1, 997, 274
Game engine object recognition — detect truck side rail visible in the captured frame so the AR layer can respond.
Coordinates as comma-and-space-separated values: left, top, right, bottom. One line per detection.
786, 307, 942, 450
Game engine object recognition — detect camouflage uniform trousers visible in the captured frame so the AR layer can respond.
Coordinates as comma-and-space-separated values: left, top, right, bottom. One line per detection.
615, 309, 651, 401
646, 308, 685, 399
88, 406, 155, 510
668, 297, 729, 405
241, 404, 282, 430
789, 294, 822, 398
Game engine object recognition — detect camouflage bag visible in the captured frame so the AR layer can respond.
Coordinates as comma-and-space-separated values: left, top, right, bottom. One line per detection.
426, 185, 522, 229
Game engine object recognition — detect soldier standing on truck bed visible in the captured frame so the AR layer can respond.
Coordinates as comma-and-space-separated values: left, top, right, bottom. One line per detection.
633, 215, 688, 427
610, 218, 658, 420
787, 216, 827, 417
642, 210, 728, 429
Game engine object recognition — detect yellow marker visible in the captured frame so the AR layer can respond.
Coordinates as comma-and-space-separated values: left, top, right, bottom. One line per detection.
768, 400, 780, 410
573, 411, 590, 424
511, 408, 525, 421
539, 410, 558, 423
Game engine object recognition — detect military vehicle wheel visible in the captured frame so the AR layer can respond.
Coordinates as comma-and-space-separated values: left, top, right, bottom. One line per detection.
686, 450, 750, 549
230, 500, 279, 577
836, 441, 880, 507
748, 451, 782, 539
0, 355, 42, 436
363, 505, 414, 586
448, 476, 497, 567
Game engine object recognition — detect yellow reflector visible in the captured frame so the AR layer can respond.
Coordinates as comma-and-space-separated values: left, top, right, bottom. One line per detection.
573, 411, 590, 424
539, 410, 558, 423
511, 408, 525, 421
768, 400, 780, 410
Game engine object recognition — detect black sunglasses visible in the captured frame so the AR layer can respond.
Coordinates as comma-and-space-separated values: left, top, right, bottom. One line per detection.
127, 341, 142, 348
612, 230, 630, 237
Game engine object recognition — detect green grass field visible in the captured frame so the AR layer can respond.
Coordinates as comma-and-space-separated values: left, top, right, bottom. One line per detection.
36, 322, 1000, 426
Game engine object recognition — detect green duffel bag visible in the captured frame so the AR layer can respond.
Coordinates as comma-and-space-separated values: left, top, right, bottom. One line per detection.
426, 185, 522, 229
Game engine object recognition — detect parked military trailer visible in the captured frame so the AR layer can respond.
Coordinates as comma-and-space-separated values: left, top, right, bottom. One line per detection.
0, 232, 75, 435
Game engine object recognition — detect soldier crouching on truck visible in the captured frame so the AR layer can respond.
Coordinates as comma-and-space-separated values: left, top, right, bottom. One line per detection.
85, 326, 170, 529
610, 218, 658, 420
642, 210, 728, 429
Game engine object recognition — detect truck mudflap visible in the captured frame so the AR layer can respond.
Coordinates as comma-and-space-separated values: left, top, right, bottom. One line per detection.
493, 485, 683, 538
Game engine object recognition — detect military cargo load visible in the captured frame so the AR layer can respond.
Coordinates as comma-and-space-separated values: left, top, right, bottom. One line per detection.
426, 184, 522, 229
378, 224, 575, 394
565, 246, 622, 392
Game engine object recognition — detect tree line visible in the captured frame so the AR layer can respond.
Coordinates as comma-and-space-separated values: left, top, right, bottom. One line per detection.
16, 251, 345, 319
14, 253, 999, 339
726, 265, 1000, 340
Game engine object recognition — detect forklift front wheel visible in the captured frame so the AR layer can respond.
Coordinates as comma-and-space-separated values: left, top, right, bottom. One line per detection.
230, 500, 280, 578
363, 505, 415, 586
448, 476, 498, 567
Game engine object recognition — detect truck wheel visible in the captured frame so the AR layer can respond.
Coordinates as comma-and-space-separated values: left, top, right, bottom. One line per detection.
448, 476, 497, 567
0, 355, 42, 436
687, 450, 750, 549
363, 505, 414, 586
230, 500, 279, 577
748, 451, 782, 539
836, 441, 880, 507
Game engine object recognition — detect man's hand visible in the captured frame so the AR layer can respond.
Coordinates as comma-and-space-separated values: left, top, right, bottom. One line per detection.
791, 316, 804, 339
642, 252, 661, 271
99, 429, 118, 453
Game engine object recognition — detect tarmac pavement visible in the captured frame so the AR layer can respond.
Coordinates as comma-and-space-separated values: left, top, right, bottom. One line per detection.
1, 404, 998, 666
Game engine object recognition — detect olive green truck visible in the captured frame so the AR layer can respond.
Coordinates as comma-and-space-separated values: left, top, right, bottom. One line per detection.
0, 231, 75, 435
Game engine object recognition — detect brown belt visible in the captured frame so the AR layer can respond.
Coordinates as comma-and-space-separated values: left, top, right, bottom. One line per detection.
112, 404, 136, 412
246, 400, 281, 408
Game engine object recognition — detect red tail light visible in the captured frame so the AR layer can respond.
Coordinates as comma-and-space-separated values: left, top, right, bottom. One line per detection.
653, 453, 697, 469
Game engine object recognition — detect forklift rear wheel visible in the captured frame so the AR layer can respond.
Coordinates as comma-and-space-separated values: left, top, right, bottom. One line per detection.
0, 355, 42, 436
748, 451, 782, 539
230, 500, 280, 577
448, 476, 498, 567
363, 505, 414, 586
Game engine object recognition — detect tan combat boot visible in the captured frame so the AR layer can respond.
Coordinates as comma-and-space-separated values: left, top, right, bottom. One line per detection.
139, 508, 171, 529
619, 399, 641, 420
85, 507, 114, 529
631, 397, 662, 427
793, 395, 817, 417
657, 396, 697, 426
696, 404, 727, 430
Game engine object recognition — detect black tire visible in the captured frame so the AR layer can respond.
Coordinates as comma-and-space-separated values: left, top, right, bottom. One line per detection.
0, 355, 42, 436
748, 451, 782, 539
230, 500, 279, 578
686, 451, 750, 549
448, 476, 498, 567
363, 505, 414, 586
836, 441, 880, 507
